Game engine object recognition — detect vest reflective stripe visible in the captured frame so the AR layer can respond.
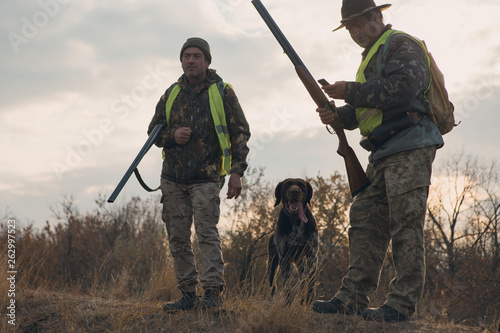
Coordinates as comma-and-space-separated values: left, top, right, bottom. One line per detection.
208, 82, 231, 176
164, 82, 232, 176
354, 29, 431, 136
164, 84, 181, 126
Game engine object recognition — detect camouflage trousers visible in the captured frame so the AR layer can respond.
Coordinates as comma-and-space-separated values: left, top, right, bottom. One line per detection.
335, 146, 437, 316
160, 178, 225, 293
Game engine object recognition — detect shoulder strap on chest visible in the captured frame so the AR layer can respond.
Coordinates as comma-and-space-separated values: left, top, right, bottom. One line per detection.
375, 30, 399, 78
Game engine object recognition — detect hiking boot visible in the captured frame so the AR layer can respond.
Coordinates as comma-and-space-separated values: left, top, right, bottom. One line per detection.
312, 297, 360, 315
198, 289, 223, 310
362, 304, 413, 322
163, 292, 199, 313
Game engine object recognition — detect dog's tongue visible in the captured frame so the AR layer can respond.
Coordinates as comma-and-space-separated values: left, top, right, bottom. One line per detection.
298, 204, 308, 223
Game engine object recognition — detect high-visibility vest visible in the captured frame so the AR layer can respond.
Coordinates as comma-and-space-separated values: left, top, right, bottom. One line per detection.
355, 29, 431, 136
164, 81, 232, 176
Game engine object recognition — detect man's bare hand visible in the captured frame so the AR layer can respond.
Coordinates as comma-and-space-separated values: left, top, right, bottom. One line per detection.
321, 81, 346, 100
226, 173, 242, 199
316, 101, 338, 125
174, 127, 192, 145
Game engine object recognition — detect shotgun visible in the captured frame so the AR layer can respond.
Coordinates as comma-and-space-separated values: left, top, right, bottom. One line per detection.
251, 0, 369, 197
107, 122, 166, 203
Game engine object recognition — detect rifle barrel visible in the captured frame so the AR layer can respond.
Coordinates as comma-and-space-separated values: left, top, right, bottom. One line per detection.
107, 122, 166, 203
252, 1, 311, 70
251, 0, 370, 197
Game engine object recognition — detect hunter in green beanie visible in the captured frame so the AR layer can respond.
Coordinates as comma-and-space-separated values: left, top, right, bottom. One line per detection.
180, 37, 212, 64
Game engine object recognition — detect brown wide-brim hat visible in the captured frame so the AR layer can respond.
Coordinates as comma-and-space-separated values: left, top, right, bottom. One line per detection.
333, 0, 391, 32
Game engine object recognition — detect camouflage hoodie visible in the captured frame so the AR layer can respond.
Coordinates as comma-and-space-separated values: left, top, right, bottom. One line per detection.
147, 69, 250, 184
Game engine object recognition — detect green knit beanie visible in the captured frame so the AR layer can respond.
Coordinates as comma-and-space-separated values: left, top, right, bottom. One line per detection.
180, 37, 212, 63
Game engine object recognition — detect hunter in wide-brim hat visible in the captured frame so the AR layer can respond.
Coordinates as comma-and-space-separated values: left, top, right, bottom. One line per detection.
333, 0, 391, 32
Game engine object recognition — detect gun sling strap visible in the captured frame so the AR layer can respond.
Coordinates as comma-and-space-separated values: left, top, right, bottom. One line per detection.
133, 168, 160, 192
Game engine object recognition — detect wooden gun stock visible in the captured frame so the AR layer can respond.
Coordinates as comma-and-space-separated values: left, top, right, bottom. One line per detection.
252, 0, 369, 197
295, 67, 369, 197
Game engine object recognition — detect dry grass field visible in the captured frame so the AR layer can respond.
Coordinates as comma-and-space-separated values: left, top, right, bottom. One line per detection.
1, 173, 498, 333
3, 287, 495, 333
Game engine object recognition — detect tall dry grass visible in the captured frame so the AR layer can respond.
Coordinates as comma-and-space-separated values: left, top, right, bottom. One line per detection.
0, 194, 498, 332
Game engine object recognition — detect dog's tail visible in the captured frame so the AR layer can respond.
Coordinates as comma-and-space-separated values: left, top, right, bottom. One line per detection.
267, 235, 279, 295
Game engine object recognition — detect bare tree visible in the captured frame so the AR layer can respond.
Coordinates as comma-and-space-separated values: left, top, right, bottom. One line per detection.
427, 154, 499, 276
426, 153, 479, 278
468, 160, 500, 271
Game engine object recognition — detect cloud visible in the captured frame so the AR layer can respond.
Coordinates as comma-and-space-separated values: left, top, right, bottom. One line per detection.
1, 0, 499, 229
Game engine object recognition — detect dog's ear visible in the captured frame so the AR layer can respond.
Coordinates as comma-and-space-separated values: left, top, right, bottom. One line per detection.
306, 181, 313, 206
274, 181, 283, 207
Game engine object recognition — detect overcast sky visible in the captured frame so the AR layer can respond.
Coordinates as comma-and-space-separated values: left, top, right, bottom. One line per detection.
1, 0, 499, 230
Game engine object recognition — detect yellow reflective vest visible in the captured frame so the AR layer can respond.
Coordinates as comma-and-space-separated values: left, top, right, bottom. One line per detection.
164, 82, 232, 176
355, 29, 431, 136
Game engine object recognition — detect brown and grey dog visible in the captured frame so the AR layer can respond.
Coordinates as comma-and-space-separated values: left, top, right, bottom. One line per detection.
268, 178, 319, 303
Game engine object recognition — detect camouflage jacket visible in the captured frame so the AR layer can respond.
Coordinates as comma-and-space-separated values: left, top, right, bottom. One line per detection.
337, 25, 443, 162
147, 69, 250, 184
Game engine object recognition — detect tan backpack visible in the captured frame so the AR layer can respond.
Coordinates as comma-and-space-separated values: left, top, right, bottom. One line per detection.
383, 32, 456, 135
424, 45, 456, 135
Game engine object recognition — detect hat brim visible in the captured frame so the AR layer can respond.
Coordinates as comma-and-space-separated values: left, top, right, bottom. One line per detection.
332, 4, 391, 32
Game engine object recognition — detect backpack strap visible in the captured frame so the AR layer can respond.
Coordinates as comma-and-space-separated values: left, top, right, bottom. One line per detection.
376, 31, 430, 94
375, 30, 399, 78
215, 80, 227, 100
376, 31, 432, 119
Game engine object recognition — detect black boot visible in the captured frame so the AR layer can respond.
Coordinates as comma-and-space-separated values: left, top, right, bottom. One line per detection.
198, 289, 223, 310
163, 291, 199, 313
362, 304, 413, 322
312, 297, 360, 315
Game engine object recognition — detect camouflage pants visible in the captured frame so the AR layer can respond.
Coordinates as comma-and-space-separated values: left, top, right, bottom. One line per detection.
335, 146, 436, 316
160, 178, 225, 293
